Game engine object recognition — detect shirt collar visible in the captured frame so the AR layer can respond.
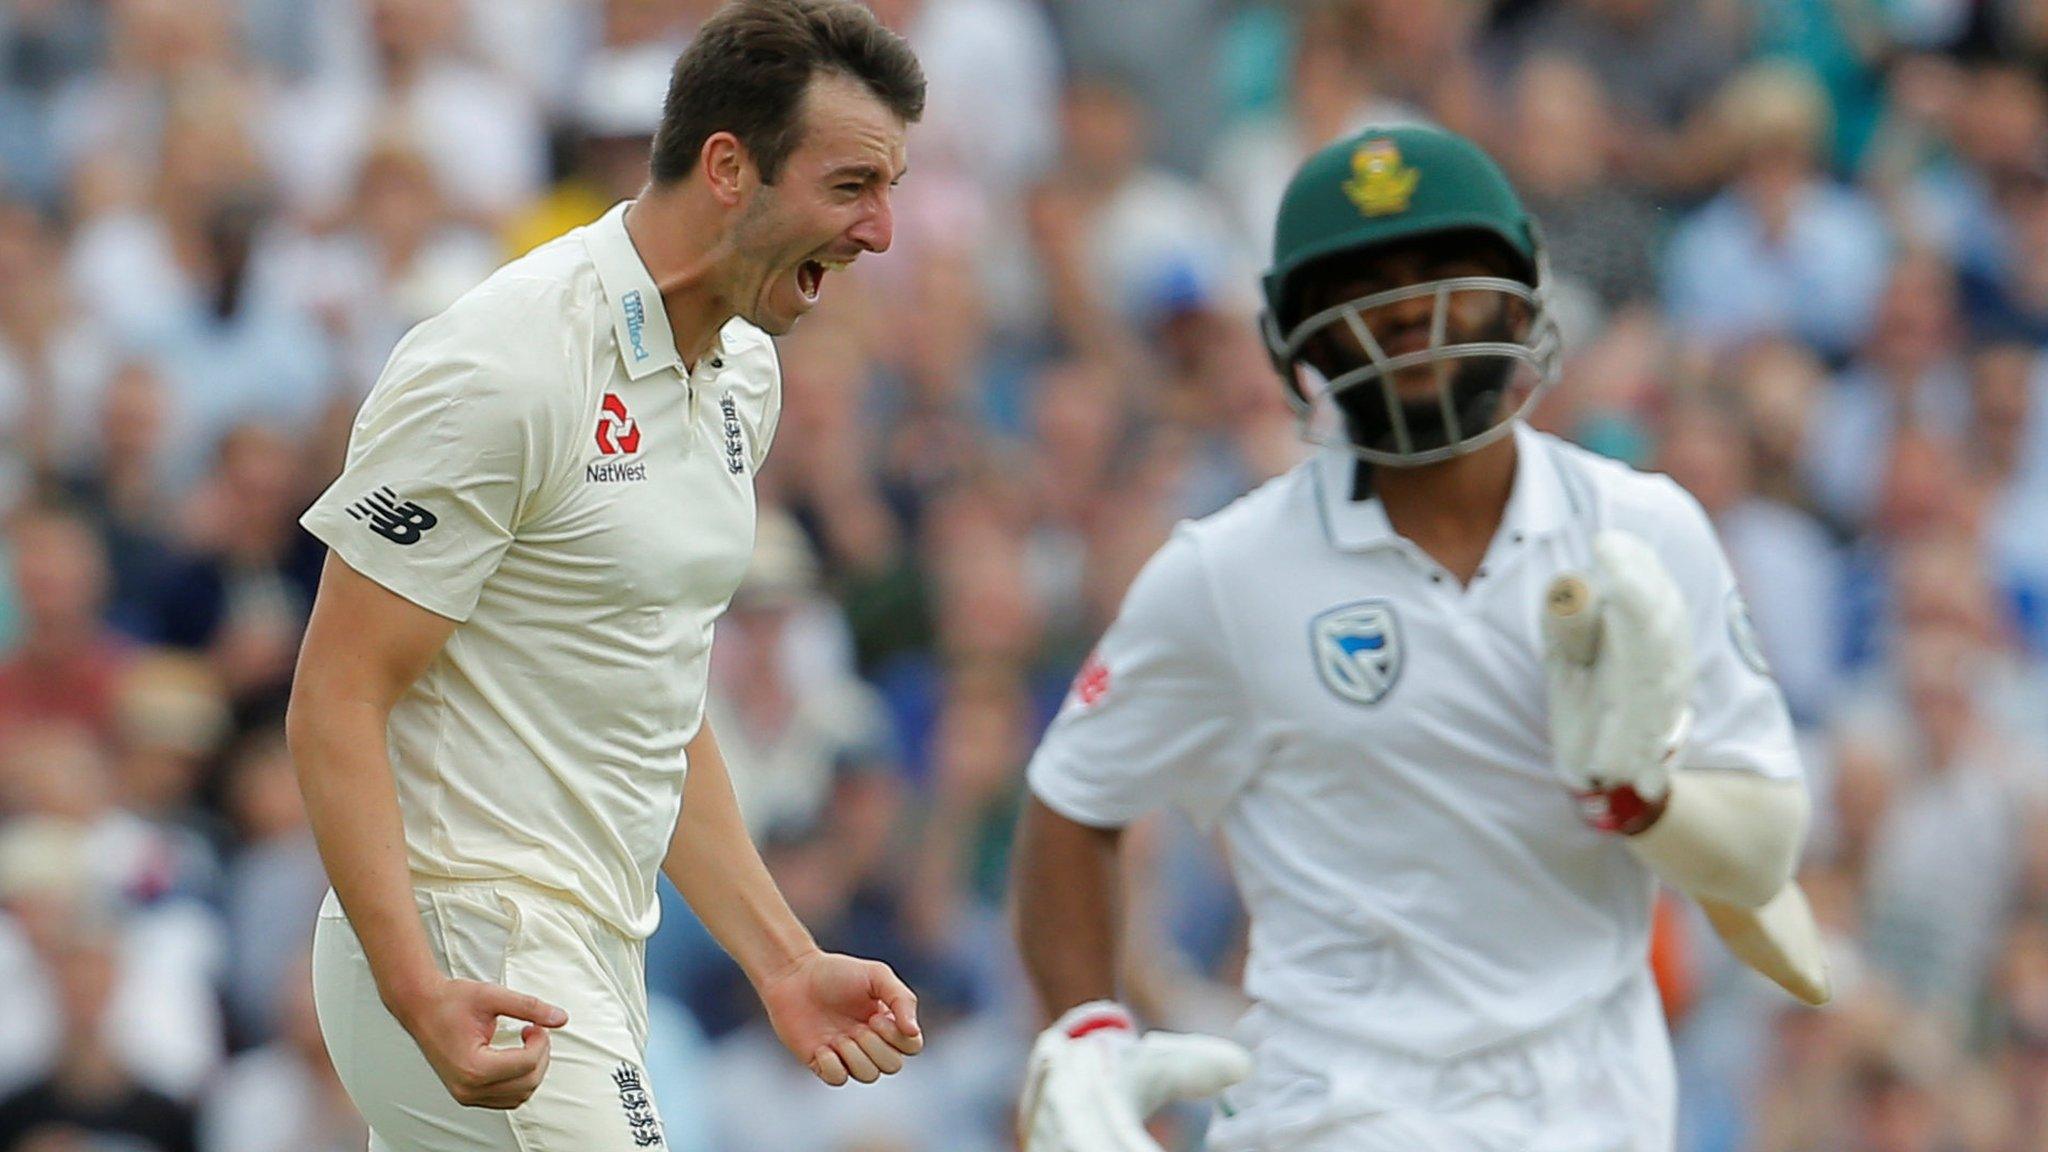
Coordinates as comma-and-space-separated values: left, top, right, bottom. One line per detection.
1313, 422, 1572, 552
585, 201, 683, 380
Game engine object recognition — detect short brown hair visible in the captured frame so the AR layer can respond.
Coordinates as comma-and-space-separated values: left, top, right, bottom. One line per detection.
650, 0, 925, 186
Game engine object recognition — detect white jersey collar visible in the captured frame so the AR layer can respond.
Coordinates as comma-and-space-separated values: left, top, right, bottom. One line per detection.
1313, 421, 1572, 553
585, 201, 688, 381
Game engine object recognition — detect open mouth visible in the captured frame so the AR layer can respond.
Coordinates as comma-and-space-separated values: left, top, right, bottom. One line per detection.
794, 256, 851, 306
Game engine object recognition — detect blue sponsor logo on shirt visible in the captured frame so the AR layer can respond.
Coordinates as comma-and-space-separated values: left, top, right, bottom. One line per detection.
622, 290, 651, 361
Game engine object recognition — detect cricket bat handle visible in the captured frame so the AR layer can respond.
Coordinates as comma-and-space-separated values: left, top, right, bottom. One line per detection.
1544, 572, 1602, 667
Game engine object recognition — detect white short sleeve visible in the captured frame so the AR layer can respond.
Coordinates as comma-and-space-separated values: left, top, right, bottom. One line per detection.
300, 317, 562, 622
1027, 527, 1260, 828
1647, 479, 1804, 781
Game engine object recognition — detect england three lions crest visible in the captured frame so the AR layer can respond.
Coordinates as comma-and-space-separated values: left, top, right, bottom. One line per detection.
1311, 600, 1403, 705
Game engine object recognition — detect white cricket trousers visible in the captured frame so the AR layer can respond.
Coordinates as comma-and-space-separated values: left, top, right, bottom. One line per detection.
1205, 971, 1676, 1152
311, 881, 670, 1152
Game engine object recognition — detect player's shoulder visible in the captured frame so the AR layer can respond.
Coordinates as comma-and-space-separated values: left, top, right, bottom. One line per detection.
1528, 429, 1690, 520
1528, 428, 1720, 555
1176, 462, 1316, 555
375, 233, 602, 418
714, 317, 781, 402
436, 231, 605, 355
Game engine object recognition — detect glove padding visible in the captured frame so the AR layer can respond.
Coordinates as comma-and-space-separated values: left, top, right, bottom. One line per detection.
1020, 1001, 1253, 1152
1542, 530, 1694, 831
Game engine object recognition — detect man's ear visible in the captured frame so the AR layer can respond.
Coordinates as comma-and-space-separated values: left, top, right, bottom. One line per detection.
700, 132, 751, 207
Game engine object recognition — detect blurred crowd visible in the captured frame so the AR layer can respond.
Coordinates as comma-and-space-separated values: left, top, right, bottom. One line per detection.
1, 0, 2047, 1149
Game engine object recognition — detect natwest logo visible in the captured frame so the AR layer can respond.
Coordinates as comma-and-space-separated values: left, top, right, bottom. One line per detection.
595, 392, 641, 455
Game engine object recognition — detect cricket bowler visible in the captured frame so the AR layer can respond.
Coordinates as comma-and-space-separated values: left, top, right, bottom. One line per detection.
287, 4, 927, 1149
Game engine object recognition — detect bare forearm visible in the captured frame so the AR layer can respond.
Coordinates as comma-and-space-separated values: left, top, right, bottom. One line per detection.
288, 698, 440, 1016
663, 721, 817, 986
1013, 796, 1124, 1019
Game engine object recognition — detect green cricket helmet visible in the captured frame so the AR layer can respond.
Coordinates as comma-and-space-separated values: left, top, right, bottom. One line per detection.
1260, 124, 1563, 467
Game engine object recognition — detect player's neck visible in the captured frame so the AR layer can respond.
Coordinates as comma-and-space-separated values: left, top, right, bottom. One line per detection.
1370, 432, 1518, 584
622, 187, 735, 369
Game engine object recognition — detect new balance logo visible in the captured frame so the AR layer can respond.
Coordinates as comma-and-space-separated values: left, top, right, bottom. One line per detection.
346, 486, 438, 545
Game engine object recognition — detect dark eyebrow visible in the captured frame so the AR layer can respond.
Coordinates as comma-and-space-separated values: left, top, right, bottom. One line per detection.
824, 163, 906, 186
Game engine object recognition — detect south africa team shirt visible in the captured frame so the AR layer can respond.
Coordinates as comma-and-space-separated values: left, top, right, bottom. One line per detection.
301, 202, 780, 940
1027, 421, 1801, 1058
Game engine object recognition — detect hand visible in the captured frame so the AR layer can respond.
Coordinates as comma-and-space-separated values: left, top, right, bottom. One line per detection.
389, 977, 567, 1109
1542, 530, 1694, 834
1020, 1001, 1252, 1152
758, 950, 923, 1085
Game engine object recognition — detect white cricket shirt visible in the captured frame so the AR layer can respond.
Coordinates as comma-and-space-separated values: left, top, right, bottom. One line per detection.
301, 203, 780, 940
1028, 422, 1800, 1058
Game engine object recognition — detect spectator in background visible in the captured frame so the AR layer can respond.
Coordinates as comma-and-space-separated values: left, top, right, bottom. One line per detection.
102, 654, 232, 908
279, 128, 499, 395
1842, 1050, 1950, 1152
869, 0, 1061, 193
199, 952, 365, 1152
754, 318, 927, 653
1888, 65, 2045, 281
0, 504, 132, 741
0, 896, 197, 1152
1206, 0, 1425, 262
44, 0, 249, 204
1837, 428, 1981, 674
504, 38, 670, 258
142, 424, 322, 717
1663, 62, 1891, 362
1659, 391, 1844, 724
1500, 54, 1663, 325
1969, 343, 2048, 655
0, 0, 104, 205
216, 728, 325, 1047
265, 0, 546, 227
1342, 0, 1490, 139
1962, 148, 2048, 346
0, 196, 116, 502
1861, 628, 2034, 1015
1723, 338, 1830, 511
1039, 0, 1231, 175
1987, 917, 2048, 1145
0, 807, 222, 1103
56, 361, 182, 634
65, 77, 334, 492
707, 509, 893, 839
1028, 71, 1247, 354
904, 665, 1033, 966
1489, 0, 1745, 158
1802, 251, 1971, 532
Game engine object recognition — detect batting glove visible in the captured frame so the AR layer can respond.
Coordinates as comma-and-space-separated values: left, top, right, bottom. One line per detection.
1542, 530, 1694, 835
1020, 1001, 1253, 1152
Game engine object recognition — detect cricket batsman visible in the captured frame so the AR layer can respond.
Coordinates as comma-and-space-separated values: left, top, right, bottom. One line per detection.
1012, 124, 1827, 1152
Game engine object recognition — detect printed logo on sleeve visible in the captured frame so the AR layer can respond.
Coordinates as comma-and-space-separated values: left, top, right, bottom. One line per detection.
346, 486, 438, 546
611, 1062, 665, 1148
1070, 651, 1111, 707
